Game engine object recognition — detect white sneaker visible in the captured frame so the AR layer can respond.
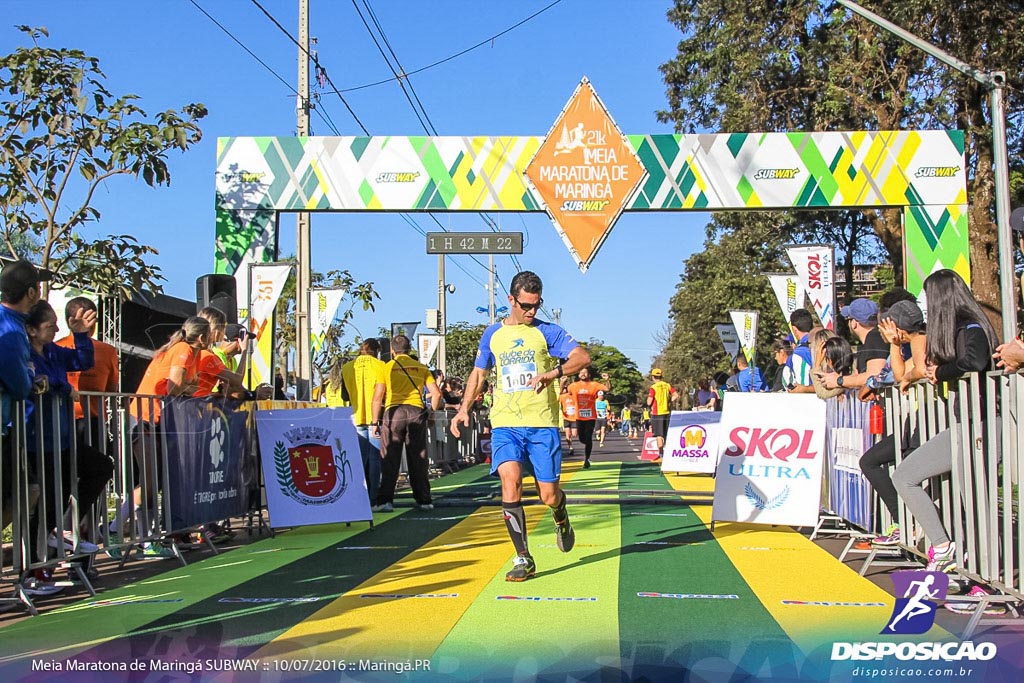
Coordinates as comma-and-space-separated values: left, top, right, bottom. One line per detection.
48, 531, 99, 554
417, 503, 434, 511
370, 502, 393, 512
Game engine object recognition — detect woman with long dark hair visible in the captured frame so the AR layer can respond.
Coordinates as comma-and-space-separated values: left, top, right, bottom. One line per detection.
890, 270, 996, 573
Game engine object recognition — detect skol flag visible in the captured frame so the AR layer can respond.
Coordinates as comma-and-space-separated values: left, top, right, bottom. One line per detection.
766, 273, 806, 325
248, 263, 291, 386
309, 287, 347, 353
418, 334, 442, 366
715, 323, 741, 361
786, 245, 835, 330
729, 310, 759, 364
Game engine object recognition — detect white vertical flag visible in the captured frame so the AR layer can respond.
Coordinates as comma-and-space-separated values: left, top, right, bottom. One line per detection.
766, 273, 806, 325
729, 310, 759, 364
418, 334, 442, 366
786, 245, 836, 330
309, 288, 347, 353
715, 323, 741, 361
248, 263, 292, 386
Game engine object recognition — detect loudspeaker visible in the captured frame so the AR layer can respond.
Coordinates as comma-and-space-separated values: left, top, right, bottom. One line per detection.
378, 337, 392, 362
196, 274, 238, 324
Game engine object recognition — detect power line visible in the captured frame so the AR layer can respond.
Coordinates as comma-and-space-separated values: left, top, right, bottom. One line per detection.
187, 0, 342, 135
248, 0, 370, 133
340, 0, 565, 93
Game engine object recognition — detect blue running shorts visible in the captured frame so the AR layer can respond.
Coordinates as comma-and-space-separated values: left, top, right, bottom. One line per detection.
490, 427, 563, 483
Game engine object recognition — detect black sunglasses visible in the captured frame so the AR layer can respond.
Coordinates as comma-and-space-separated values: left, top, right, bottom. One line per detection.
513, 296, 543, 312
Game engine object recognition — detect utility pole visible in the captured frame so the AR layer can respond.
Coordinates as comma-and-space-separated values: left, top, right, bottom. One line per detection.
294, 0, 312, 400
438, 254, 447, 374
488, 254, 495, 324
836, 0, 1016, 340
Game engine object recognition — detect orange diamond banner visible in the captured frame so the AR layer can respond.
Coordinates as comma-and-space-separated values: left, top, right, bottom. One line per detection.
525, 77, 646, 272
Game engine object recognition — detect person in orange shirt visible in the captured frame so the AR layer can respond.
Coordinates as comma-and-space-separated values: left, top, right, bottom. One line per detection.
558, 381, 577, 457
193, 307, 247, 398
567, 366, 610, 469
56, 297, 118, 434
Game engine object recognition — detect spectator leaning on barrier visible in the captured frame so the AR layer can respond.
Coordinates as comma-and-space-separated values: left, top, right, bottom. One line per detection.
340, 338, 386, 504
786, 309, 815, 393
24, 300, 108, 594
858, 298, 929, 548
891, 269, 997, 574
0, 260, 48, 536
819, 298, 888, 392
57, 297, 119, 431
370, 334, 441, 512
193, 307, 247, 398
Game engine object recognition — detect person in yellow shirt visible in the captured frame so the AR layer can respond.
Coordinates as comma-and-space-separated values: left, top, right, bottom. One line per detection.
370, 335, 441, 512
336, 339, 385, 502
451, 271, 590, 582
646, 368, 679, 456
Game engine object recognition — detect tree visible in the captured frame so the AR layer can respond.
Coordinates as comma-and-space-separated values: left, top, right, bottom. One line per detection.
658, 0, 1024, 326
272, 258, 380, 386
580, 339, 645, 407
443, 322, 487, 381
0, 26, 208, 298
658, 211, 798, 388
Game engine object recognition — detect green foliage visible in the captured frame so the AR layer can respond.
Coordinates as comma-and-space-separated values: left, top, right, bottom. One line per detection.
658, 212, 797, 388
443, 321, 487, 381
657, 1, 1024, 313
0, 26, 207, 297
579, 339, 644, 407
272, 257, 380, 385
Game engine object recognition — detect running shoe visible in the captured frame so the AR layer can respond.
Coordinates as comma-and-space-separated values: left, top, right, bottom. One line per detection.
505, 554, 536, 582
871, 524, 900, 546
370, 502, 394, 512
925, 543, 957, 573
853, 540, 873, 551
944, 586, 1008, 615
22, 569, 64, 597
141, 544, 177, 559
416, 503, 434, 511
48, 531, 99, 554
554, 517, 575, 553
583, 459, 591, 469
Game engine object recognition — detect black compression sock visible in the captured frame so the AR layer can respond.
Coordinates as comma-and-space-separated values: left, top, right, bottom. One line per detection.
502, 502, 529, 556
551, 491, 568, 525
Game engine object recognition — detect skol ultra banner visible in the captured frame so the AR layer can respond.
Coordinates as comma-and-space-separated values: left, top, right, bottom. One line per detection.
255, 407, 371, 528
662, 410, 721, 474
786, 245, 835, 330
309, 287, 347, 354
729, 310, 759, 364
715, 323, 740, 361
767, 273, 806, 325
248, 263, 291, 387
711, 393, 827, 528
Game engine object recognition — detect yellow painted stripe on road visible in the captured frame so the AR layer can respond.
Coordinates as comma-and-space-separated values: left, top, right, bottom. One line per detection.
255, 463, 584, 661
665, 473, 950, 652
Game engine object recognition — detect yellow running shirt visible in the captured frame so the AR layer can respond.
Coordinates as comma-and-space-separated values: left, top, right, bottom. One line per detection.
475, 319, 578, 428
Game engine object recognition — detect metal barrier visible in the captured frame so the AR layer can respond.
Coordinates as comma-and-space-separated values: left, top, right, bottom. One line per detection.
427, 409, 482, 473
859, 373, 1023, 636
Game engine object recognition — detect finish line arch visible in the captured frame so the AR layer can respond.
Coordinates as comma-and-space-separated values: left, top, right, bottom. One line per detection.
215, 120, 968, 386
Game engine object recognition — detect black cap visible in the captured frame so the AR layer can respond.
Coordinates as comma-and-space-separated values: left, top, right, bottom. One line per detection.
0, 260, 52, 297
883, 300, 925, 333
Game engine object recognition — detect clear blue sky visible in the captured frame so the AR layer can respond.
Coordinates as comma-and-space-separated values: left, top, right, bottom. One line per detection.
4, 0, 712, 371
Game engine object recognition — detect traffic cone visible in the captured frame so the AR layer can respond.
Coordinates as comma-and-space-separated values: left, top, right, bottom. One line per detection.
640, 431, 660, 461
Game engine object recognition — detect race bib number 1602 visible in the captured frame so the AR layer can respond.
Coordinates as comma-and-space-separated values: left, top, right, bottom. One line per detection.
501, 362, 537, 392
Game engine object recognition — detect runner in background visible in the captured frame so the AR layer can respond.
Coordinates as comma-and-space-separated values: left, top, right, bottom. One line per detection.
646, 368, 679, 457
558, 381, 577, 457
594, 390, 609, 447
567, 367, 610, 469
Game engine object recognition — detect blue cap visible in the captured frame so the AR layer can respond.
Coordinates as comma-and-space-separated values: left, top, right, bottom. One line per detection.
840, 298, 878, 324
